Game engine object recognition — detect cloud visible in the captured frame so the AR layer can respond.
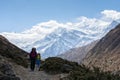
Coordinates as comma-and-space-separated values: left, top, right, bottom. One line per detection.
75, 16, 109, 33
23, 20, 66, 35
1, 10, 120, 49
101, 10, 120, 21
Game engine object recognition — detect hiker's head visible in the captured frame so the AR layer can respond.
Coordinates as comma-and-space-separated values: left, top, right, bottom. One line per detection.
32, 47, 36, 52
37, 53, 40, 55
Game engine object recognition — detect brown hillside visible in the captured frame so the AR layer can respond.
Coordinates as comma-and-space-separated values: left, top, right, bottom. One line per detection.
83, 24, 120, 72
58, 40, 98, 64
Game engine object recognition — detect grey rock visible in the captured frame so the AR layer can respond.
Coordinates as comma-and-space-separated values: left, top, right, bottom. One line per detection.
0, 63, 20, 80
0, 76, 20, 80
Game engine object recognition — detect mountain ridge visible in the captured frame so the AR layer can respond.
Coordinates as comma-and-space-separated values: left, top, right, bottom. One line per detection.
58, 40, 98, 63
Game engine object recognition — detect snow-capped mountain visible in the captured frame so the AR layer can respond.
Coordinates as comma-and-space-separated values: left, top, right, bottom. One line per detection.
24, 27, 93, 58
21, 21, 119, 58
0, 10, 120, 58
1, 10, 120, 59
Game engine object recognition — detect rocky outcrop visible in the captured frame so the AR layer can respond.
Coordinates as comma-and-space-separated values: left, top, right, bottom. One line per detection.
83, 24, 120, 71
0, 63, 20, 80
0, 55, 20, 80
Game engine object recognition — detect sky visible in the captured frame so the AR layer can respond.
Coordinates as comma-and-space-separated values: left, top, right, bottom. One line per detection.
0, 0, 120, 32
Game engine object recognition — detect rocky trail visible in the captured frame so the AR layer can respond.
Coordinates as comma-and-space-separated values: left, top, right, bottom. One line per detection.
12, 63, 66, 80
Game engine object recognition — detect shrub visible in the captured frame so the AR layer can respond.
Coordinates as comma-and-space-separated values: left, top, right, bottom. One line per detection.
40, 57, 78, 74
40, 57, 120, 80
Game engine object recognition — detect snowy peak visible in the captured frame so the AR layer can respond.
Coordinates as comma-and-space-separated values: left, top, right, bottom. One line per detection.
1, 17, 120, 59
20, 20, 119, 58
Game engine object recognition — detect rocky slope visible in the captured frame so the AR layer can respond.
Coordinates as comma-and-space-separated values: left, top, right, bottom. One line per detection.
58, 40, 98, 63
0, 35, 28, 67
83, 24, 120, 72
0, 35, 28, 80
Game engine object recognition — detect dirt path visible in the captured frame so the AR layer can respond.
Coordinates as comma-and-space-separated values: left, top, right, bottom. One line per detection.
12, 64, 61, 80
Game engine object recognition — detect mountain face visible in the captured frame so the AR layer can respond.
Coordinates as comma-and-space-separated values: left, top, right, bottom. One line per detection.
58, 40, 98, 64
23, 21, 119, 58
30, 28, 96, 58
0, 35, 28, 67
83, 24, 120, 72
1, 21, 119, 59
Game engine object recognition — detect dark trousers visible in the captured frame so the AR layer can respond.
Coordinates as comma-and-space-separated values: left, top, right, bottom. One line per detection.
30, 58, 36, 71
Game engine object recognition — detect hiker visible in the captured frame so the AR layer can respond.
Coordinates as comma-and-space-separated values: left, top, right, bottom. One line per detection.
36, 53, 41, 70
29, 48, 37, 71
